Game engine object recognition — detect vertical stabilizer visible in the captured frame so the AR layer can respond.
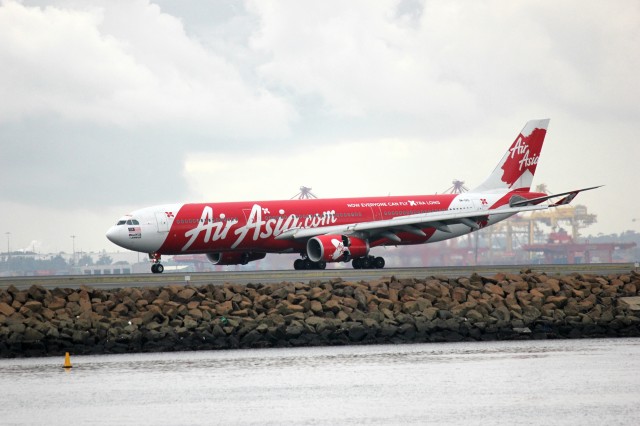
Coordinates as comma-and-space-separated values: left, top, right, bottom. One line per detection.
472, 119, 550, 193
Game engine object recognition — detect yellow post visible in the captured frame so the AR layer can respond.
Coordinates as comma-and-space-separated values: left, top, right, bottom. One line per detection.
63, 352, 72, 369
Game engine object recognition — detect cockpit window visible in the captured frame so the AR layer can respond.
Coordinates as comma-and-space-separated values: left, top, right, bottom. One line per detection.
126, 220, 133, 225
117, 220, 126, 225
132, 219, 140, 225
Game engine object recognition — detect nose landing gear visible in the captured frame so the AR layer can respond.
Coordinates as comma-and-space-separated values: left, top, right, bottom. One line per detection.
149, 253, 164, 273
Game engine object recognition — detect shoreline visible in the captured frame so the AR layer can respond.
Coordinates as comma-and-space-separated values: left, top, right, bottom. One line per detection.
1, 270, 639, 358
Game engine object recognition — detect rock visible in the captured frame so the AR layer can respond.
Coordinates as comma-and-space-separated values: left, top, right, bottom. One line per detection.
309, 300, 323, 314
623, 283, 637, 296
183, 317, 198, 330
484, 283, 505, 297
215, 300, 234, 315
277, 301, 305, 315
23, 327, 45, 342
438, 310, 453, 320
305, 316, 325, 328
354, 288, 369, 309
175, 288, 196, 303
546, 295, 568, 308
534, 284, 554, 297
285, 322, 304, 337
452, 287, 467, 303
27, 285, 47, 301
79, 298, 92, 313
0, 302, 15, 316
379, 322, 397, 337
505, 295, 522, 313
336, 311, 349, 322
8, 322, 26, 333
188, 308, 204, 320
343, 322, 366, 341
402, 301, 421, 314
342, 297, 358, 310
12, 290, 28, 304
546, 279, 561, 293
423, 307, 439, 320
67, 292, 80, 303
112, 303, 129, 316
323, 299, 341, 313
492, 306, 511, 322
466, 309, 485, 322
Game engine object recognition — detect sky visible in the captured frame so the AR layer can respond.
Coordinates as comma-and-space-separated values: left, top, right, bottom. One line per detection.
1, 0, 639, 255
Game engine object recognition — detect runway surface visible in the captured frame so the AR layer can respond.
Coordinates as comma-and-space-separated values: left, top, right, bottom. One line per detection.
1, 263, 636, 290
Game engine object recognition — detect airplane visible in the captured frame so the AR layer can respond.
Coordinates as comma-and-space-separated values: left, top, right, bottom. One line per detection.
106, 119, 600, 273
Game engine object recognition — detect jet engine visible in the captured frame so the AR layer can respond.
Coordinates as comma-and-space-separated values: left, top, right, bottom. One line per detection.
206, 252, 266, 265
307, 235, 369, 262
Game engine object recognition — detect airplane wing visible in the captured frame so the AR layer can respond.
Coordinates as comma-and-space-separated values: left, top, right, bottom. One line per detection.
276, 186, 602, 242
276, 204, 543, 242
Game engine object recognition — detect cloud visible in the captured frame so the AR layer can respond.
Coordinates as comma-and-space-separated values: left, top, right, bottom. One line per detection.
0, 0, 293, 135
0, 0, 638, 254
248, 0, 476, 126
247, 0, 640, 132
0, 0, 294, 210
183, 135, 494, 203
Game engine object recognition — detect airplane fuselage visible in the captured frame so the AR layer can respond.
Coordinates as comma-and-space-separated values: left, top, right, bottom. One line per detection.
107, 191, 542, 256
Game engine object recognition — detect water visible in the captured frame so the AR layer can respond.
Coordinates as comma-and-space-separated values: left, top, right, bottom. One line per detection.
1, 338, 639, 425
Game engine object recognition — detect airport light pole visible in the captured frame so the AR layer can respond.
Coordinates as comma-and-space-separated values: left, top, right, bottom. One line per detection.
5, 232, 10, 273
70, 235, 76, 266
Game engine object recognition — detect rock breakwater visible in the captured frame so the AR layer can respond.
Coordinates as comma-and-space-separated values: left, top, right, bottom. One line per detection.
1, 270, 639, 358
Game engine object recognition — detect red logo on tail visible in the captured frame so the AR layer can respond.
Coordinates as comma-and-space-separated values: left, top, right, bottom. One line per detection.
500, 128, 546, 187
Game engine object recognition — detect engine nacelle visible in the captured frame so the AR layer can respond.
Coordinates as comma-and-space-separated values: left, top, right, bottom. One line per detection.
206, 252, 266, 265
307, 235, 369, 262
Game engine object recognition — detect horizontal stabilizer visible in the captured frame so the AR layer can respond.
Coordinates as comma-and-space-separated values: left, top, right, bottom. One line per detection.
509, 186, 602, 207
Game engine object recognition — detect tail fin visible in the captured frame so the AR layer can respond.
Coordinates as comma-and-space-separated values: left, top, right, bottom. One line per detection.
472, 119, 550, 193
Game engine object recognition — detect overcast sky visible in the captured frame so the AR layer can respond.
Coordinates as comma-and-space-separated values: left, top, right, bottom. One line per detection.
1, 0, 639, 255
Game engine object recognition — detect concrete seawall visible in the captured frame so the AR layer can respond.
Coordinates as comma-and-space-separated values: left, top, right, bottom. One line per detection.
1, 270, 639, 358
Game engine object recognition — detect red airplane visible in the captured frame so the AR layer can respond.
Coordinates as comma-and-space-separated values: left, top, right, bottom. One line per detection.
106, 119, 599, 273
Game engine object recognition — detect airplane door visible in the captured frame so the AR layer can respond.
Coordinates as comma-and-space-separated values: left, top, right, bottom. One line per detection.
155, 212, 170, 232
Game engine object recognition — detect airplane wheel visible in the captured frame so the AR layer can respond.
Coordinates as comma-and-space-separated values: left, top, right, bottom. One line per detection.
361, 257, 371, 269
303, 259, 314, 270
352, 258, 361, 269
317, 260, 327, 270
374, 257, 385, 269
294, 259, 303, 270
156, 264, 164, 273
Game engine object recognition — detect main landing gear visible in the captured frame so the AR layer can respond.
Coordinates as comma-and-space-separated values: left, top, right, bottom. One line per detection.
352, 256, 385, 269
293, 258, 327, 270
149, 253, 164, 274
292, 255, 386, 270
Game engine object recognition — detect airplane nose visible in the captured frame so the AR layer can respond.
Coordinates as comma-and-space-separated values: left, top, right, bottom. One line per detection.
106, 226, 121, 246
